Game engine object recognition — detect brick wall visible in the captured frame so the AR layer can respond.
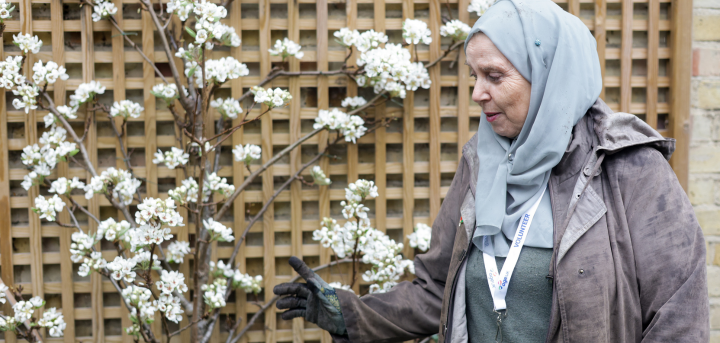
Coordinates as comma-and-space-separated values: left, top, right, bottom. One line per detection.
690, 0, 720, 340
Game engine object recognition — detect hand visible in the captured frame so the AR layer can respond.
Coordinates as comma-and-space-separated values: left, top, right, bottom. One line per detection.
273, 257, 347, 335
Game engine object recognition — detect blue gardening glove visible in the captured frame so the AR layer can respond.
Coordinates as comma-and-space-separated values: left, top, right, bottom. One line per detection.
273, 257, 347, 336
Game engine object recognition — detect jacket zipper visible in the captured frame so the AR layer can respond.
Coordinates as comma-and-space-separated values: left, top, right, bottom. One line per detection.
444, 222, 476, 342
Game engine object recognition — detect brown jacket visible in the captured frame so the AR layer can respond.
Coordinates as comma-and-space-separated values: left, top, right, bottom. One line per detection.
334, 99, 709, 343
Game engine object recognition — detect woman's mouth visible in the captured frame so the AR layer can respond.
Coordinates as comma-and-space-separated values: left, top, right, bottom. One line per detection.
485, 112, 501, 122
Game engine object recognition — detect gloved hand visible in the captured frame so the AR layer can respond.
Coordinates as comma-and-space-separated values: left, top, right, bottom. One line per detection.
273, 256, 347, 336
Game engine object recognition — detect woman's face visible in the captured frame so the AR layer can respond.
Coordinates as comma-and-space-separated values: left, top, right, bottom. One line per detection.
466, 33, 531, 138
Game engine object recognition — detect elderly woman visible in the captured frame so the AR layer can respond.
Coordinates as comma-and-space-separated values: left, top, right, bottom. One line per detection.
273, 0, 710, 342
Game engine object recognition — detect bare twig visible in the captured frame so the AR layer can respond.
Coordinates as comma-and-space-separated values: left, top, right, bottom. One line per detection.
105, 16, 169, 84
424, 41, 464, 69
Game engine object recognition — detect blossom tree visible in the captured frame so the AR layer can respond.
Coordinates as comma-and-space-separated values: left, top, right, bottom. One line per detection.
4, 0, 474, 342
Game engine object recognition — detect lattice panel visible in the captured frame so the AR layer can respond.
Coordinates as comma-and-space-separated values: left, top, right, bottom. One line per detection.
0, 0, 691, 343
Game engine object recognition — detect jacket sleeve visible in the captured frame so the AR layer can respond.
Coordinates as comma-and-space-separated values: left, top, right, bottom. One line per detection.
331, 155, 471, 343
623, 148, 709, 343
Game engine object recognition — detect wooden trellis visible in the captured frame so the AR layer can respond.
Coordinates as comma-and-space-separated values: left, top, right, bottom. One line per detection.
0, 0, 692, 342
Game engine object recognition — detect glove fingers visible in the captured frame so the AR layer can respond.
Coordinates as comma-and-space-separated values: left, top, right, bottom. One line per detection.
280, 309, 306, 321
273, 282, 311, 298
288, 256, 317, 281
276, 296, 308, 310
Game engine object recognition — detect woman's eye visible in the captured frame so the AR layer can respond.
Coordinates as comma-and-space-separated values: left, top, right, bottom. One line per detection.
488, 74, 501, 82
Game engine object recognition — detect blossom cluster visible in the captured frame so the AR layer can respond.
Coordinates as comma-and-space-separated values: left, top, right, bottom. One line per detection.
0, 283, 6, 304
341, 96, 367, 109
155, 294, 185, 323
91, 0, 118, 22
204, 219, 235, 242
32, 60, 69, 85
153, 147, 190, 169
202, 279, 228, 310
0, 0, 14, 23
468, 0, 495, 16
151, 83, 185, 104
313, 108, 367, 143
134, 197, 183, 228
107, 256, 139, 283
186, 57, 249, 87
251, 86, 293, 108
204, 173, 236, 200
49, 177, 85, 195
408, 223, 432, 252
311, 166, 331, 186
110, 100, 144, 119
313, 179, 414, 293
440, 20, 472, 41
157, 270, 189, 295
0, 56, 23, 89
166, 241, 192, 263
122, 286, 156, 327
168, 177, 200, 205
232, 143, 262, 165
97, 217, 132, 241
21, 127, 78, 190
211, 97, 243, 119
402, 19, 432, 45
232, 272, 263, 294
127, 221, 175, 252
84, 167, 142, 206
187, 0, 241, 49
13, 33, 42, 54
356, 43, 431, 98
12, 83, 39, 114
268, 38, 304, 59
333, 28, 388, 52
32, 194, 65, 222
0, 295, 67, 338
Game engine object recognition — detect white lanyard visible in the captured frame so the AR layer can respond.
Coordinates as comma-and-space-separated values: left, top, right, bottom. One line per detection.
482, 187, 546, 311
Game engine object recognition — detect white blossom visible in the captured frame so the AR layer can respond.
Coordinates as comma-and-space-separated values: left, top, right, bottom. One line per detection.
166, 241, 191, 263
69, 81, 105, 108
402, 19, 432, 45
91, 0, 117, 22
468, 0, 495, 16
84, 168, 141, 206
38, 307, 67, 337
333, 28, 360, 48
440, 20, 472, 41
70, 231, 98, 263
268, 38, 304, 59
13, 297, 44, 323
154, 294, 184, 323
203, 172, 235, 200
356, 43, 431, 98
0, 56, 23, 89
110, 100, 144, 119
122, 286, 156, 324
156, 270, 189, 294
135, 197, 184, 227
209, 260, 234, 278
232, 143, 261, 165
341, 96, 367, 109
97, 218, 131, 241
310, 166, 331, 186
167, 0, 194, 21
78, 251, 107, 277
204, 218, 234, 242
106, 256, 138, 283
355, 30, 389, 53
201, 279, 227, 310
56, 105, 78, 120
13, 33, 42, 54
153, 147, 189, 169
251, 86, 292, 108
232, 272, 263, 294
210, 97, 243, 119
408, 223, 432, 252
32, 60, 69, 85
0, 283, 6, 304
168, 177, 199, 205
312, 108, 367, 143
33, 194, 65, 221
12, 83, 39, 113
151, 83, 187, 104
49, 177, 85, 195
0, 0, 15, 23
203, 57, 249, 85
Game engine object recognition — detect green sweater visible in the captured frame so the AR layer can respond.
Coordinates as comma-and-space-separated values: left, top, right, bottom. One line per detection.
465, 244, 554, 343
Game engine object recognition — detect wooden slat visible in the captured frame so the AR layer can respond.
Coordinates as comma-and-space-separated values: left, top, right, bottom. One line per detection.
646, 0, 659, 129
401, 0, 416, 259
669, 0, 692, 190
595, 0, 607, 99
374, 0, 387, 237
428, 0, 442, 224
619, 0, 633, 113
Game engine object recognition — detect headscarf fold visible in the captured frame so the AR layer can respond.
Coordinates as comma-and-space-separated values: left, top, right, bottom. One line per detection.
465, 0, 602, 257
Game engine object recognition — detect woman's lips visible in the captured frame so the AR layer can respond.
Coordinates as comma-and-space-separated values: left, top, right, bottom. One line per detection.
485, 112, 501, 122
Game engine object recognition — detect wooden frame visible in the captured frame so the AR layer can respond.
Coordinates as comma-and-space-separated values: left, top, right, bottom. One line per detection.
0, 0, 691, 342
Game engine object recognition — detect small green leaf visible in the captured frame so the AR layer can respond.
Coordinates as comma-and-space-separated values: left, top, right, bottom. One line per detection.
69, 149, 79, 157
185, 27, 196, 38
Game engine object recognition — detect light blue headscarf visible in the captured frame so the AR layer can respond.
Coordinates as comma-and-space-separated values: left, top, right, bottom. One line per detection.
465, 0, 602, 257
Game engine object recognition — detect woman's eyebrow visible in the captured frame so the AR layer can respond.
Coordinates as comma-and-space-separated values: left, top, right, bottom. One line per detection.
479, 66, 503, 73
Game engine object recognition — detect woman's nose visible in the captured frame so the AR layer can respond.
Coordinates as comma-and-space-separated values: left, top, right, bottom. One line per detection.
472, 80, 490, 104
